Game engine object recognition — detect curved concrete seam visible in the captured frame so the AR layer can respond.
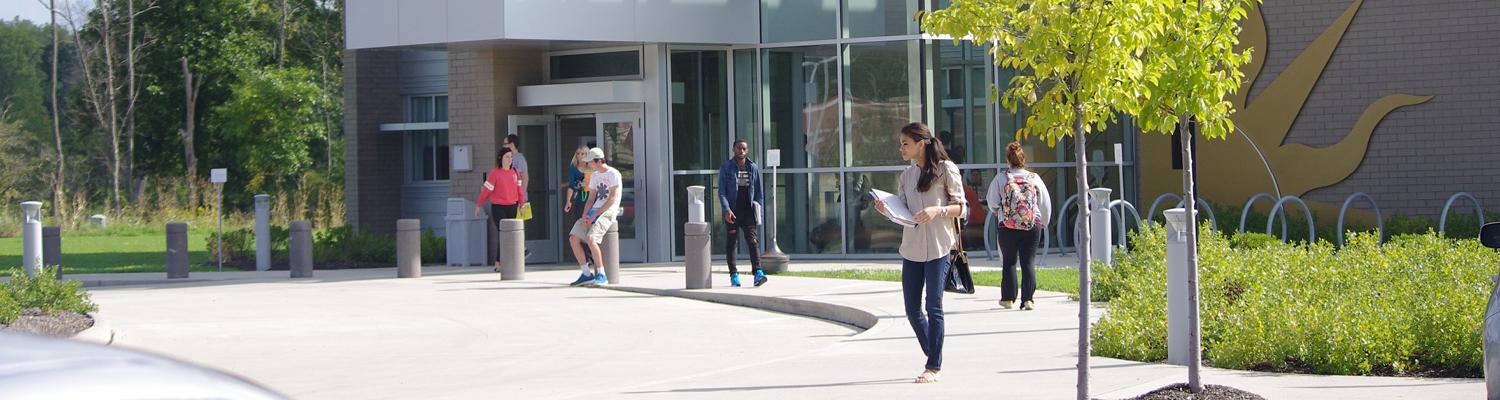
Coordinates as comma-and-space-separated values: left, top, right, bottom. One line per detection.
602, 285, 880, 332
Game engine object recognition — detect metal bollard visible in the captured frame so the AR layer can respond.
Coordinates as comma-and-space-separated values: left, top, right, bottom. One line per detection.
602, 224, 620, 284
684, 222, 711, 289
396, 219, 422, 278
1164, 208, 1194, 366
288, 220, 313, 278
1089, 188, 1113, 267
21, 202, 43, 277
255, 194, 271, 271
499, 219, 526, 280
42, 227, 61, 279
166, 222, 189, 279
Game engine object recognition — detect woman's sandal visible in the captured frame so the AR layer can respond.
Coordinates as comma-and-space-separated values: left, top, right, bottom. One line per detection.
915, 369, 940, 383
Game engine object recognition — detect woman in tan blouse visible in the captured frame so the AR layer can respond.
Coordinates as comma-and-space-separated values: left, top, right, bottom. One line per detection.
874, 122, 966, 384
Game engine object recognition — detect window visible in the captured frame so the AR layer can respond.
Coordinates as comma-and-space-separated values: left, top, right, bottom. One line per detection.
763, 45, 841, 168
761, 0, 837, 43
550, 51, 641, 81
405, 94, 449, 182
407, 131, 450, 182
844, 0, 918, 38
407, 95, 448, 123
845, 40, 922, 167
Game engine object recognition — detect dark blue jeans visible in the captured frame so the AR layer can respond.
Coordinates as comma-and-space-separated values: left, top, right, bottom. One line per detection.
903, 256, 949, 371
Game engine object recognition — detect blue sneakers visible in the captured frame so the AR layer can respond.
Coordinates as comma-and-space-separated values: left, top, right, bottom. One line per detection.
754, 271, 768, 287
730, 272, 742, 287
569, 273, 596, 287
593, 271, 608, 286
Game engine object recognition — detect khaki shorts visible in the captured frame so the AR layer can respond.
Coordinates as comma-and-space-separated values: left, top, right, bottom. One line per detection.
570, 210, 618, 244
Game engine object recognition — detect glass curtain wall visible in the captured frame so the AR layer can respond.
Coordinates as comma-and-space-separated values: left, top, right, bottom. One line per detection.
655, 0, 1144, 258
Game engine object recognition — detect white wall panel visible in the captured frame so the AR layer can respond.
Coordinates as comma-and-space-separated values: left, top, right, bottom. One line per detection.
447, 0, 505, 43
398, 0, 448, 45
347, 0, 399, 49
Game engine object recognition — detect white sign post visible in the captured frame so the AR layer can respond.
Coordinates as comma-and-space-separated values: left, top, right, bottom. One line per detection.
761, 149, 789, 271
211, 168, 227, 272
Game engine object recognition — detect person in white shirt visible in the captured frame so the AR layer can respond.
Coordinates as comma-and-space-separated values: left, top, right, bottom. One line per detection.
567, 148, 622, 287
985, 142, 1053, 311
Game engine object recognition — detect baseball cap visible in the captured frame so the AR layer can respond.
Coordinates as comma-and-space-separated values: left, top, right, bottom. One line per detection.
581, 147, 605, 163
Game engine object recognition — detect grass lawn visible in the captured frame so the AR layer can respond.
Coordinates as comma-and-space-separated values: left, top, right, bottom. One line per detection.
0, 232, 221, 274
778, 268, 1081, 296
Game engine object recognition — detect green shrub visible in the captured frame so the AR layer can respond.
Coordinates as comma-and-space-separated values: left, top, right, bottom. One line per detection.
313, 226, 395, 263
204, 228, 254, 261
421, 228, 445, 264
1228, 232, 1279, 250
4, 267, 98, 320
1094, 227, 1500, 377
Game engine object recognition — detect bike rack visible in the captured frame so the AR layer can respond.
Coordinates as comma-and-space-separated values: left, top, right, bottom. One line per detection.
1239, 192, 1288, 240
1108, 200, 1143, 249
984, 203, 1053, 265
1056, 194, 1081, 252
1147, 193, 1218, 229
1439, 192, 1486, 236
1336, 192, 1384, 246
1267, 195, 1316, 243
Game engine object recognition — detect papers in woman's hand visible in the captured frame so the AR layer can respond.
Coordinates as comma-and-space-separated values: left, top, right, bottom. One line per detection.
869, 189, 916, 227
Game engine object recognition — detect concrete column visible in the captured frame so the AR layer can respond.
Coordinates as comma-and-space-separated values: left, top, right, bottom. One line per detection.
1164, 208, 1194, 366
42, 227, 61, 279
289, 220, 313, 278
1088, 188, 1114, 267
166, 222, 189, 279
255, 194, 271, 271
684, 222, 711, 289
20, 201, 42, 277
397, 219, 422, 278
602, 224, 620, 284
499, 219, 525, 280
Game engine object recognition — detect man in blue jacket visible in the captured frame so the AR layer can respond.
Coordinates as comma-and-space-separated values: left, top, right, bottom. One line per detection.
718, 139, 768, 287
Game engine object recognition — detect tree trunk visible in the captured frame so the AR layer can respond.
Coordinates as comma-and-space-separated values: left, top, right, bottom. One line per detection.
126, 0, 138, 203
49, 0, 65, 220
277, 0, 288, 68
1180, 114, 1203, 393
1074, 101, 1092, 400
100, 0, 121, 211
182, 57, 200, 207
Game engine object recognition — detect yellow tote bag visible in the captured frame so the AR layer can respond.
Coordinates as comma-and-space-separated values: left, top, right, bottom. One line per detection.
519, 202, 533, 221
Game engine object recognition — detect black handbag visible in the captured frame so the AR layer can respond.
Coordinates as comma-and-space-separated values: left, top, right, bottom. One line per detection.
945, 218, 976, 294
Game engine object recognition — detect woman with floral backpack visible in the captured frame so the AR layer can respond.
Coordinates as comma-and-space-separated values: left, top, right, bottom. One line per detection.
985, 142, 1052, 310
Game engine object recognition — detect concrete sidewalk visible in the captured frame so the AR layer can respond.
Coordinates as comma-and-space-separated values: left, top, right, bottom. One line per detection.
81, 264, 1481, 399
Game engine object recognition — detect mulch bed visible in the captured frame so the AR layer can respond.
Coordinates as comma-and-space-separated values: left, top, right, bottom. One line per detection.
2, 308, 94, 338
1130, 384, 1265, 400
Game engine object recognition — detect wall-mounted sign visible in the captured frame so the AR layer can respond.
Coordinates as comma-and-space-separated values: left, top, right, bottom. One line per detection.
452, 145, 473, 172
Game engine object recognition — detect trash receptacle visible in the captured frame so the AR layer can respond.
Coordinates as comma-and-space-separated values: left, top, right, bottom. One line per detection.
446, 198, 487, 266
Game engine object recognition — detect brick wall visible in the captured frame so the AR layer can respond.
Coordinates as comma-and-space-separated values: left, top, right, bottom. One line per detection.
446, 47, 544, 201
343, 49, 404, 234
1254, 0, 1500, 217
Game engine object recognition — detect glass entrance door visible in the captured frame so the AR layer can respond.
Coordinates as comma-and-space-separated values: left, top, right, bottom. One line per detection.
507, 115, 560, 263
596, 112, 645, 262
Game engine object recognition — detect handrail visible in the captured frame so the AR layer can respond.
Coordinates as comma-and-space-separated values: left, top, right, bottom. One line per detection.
1336, 192, 1384, 246
1148, 193, 1218, 229
984, 207, 1054, 265
1179, 196, 1219, 230
1267, 195, 1316, 243
1439, 192, 1486, 236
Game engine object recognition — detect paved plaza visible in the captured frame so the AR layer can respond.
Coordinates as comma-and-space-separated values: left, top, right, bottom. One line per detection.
81, 262, 1482, 399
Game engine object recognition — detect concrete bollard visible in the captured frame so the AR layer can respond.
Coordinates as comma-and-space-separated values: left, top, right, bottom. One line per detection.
166, 222, 189, 279
289, 220, 313, 278
1164, 208, 1194, 366
499, 219, 526, 280
42, 226, 61, 279
602, 224, 620, 284
397, 219, 422, 278
684, 222, 711, 289
1088, 188, 1113, 267
255, 194, 271, 271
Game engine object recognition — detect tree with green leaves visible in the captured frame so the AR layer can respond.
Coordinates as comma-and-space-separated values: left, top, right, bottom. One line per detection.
1134, 0, 1259, 393
922, 2, 1157, 398
205, 67, 329, 192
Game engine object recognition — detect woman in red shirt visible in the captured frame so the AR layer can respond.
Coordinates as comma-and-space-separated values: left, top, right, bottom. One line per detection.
474, 148, 525, 272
